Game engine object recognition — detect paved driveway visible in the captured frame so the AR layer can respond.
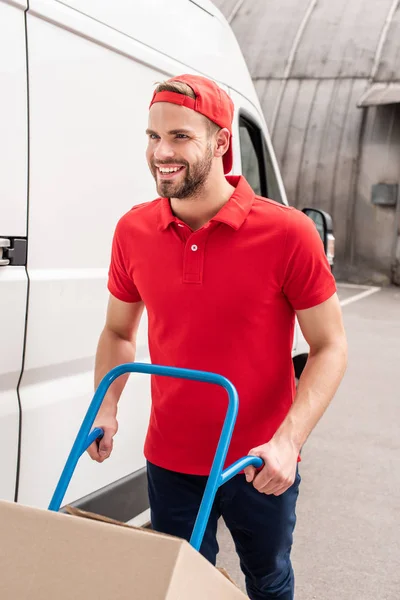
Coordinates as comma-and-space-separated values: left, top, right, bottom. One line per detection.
217, 283, 400, 599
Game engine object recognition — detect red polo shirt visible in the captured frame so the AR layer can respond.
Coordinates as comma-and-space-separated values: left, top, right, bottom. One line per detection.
108, 176, 336, 475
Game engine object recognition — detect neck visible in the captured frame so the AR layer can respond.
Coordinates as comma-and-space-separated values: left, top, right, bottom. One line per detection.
170, 174, 235, 231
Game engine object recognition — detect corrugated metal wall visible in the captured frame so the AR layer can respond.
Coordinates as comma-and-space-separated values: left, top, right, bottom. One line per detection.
213, 0, 400, 282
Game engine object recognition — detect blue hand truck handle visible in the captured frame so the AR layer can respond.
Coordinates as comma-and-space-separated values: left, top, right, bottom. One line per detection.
48, 363, 263, 551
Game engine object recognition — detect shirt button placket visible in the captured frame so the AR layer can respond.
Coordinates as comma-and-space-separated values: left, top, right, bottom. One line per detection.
183, 231, 208, 284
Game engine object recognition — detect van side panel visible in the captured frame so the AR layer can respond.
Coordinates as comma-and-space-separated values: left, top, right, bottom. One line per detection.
0, 0, 28, 502
18, 11, 178, 507
0, 0, 28, 235
29, 0, 256, 107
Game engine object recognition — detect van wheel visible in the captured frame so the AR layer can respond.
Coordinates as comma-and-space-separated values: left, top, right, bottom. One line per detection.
293, 354, 308, 383
293, 354, 309, 456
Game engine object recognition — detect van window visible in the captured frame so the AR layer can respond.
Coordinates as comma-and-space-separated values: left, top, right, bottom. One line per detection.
263, 138, 285, 205
239, 115, 285, 204
239, 116, 266, 197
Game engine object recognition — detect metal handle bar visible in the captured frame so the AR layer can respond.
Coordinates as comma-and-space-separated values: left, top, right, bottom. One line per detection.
48, 363, 263, 551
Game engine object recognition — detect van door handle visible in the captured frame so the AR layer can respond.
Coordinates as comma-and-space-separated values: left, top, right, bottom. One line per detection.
0, 238, 10, 266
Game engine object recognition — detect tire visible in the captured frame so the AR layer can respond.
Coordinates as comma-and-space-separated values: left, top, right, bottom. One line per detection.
293, 353, 308, 381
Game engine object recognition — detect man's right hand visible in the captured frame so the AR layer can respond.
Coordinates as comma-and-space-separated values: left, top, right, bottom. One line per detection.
87, 413, 118, 463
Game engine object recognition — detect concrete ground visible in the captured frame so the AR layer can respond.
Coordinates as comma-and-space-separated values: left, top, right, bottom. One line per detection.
216, 283, 400, 599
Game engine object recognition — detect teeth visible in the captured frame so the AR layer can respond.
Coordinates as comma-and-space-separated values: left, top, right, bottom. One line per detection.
159, 167, 182, 173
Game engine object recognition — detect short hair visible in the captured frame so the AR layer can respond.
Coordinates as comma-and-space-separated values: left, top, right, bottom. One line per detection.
154, 80, 221, 137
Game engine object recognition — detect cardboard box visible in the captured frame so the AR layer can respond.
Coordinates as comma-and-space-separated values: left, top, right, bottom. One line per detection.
0, 500, 247, 599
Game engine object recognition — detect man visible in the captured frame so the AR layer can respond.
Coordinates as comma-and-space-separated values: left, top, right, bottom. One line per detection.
88, 74, 347, 599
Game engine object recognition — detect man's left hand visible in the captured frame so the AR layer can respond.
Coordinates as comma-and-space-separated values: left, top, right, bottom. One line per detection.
243, 435, 299, 496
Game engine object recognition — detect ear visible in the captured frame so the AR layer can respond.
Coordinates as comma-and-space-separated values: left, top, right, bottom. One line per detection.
214, 128, 231, 159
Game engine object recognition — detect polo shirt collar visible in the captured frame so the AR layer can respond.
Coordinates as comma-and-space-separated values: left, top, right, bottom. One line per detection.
212, 176, 255, 230
158, 175, 255, 231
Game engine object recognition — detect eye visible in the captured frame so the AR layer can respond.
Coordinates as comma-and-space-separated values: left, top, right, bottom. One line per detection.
176, 134, 188, 139
149, 133, 159, 140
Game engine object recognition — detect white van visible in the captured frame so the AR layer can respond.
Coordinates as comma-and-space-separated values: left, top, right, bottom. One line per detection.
1, 0, 334, 522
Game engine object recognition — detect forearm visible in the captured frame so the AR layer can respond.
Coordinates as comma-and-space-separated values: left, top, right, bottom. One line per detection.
94, 327, 136, 415
276, 339, 348, 451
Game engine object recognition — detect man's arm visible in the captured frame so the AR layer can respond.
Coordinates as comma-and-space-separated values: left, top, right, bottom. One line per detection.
244, 293, 348, 495
87, 294, 144, 462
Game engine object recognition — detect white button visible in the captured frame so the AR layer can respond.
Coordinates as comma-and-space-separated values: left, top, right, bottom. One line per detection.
177, 224, 184, 228
191, 244, 198, 252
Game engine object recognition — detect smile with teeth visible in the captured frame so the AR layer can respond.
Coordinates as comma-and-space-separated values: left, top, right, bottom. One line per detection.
157, 166, 185, 175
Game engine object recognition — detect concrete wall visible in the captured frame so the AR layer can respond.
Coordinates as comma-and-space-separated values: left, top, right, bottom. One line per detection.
213, 0, 400, 283
354, 104, 400, 282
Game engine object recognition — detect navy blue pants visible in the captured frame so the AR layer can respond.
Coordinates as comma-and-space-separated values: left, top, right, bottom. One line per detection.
147, 461, 301, 599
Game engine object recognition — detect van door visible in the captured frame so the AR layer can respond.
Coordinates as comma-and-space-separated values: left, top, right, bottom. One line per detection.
17, 1, 182, 513
0, 0, 29, 501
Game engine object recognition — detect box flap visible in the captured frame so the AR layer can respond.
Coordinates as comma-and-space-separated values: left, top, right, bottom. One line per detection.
65, 506, 243, 593
0, 500, 182, 600
65, 505, 187, 541
217, 567, 240, 589
167, 542, 246, 599
65, 505, 136, 528
0, 501, 246, 599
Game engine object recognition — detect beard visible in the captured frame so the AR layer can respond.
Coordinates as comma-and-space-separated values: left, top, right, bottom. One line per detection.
150, 144, 214, 199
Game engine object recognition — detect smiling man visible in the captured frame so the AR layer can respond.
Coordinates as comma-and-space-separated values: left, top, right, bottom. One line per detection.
145, 78, 235, 230
88, 74, 347, 600
146, 107, 220, 201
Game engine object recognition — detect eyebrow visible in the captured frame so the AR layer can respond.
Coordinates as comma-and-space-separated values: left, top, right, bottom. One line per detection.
146, 128, 194, 136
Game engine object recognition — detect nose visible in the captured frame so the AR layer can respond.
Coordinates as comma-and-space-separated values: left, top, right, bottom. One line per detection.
154, 139, 175, 162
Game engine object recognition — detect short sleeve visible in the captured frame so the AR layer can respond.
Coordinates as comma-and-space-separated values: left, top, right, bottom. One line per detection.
107, 218, 142, 303
282, 209, 336, 310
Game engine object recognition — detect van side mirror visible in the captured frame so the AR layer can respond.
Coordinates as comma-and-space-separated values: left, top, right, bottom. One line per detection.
302, 208, 335, 268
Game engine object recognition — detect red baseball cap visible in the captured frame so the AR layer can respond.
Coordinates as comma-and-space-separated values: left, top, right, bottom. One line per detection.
149, 74, 234, 174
